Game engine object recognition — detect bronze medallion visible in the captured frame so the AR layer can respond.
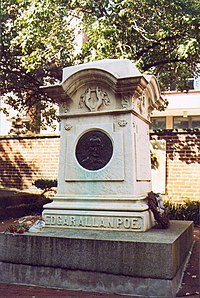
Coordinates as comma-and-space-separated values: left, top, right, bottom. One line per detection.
75, 130, 113, 170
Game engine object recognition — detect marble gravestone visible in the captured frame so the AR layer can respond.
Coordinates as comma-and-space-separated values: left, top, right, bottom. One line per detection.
42, 59, 163, 232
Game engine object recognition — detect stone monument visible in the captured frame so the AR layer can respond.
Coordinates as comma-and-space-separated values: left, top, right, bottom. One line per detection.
42, 59, 163, 231
0, 59, 194, 297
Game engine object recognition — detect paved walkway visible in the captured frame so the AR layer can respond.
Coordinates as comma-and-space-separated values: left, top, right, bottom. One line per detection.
0, 283, 128, 297
176, 227, 199, 297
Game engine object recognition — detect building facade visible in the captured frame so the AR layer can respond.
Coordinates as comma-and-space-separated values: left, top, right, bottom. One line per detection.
150, 75, 200, 201
151, 75, 200, 131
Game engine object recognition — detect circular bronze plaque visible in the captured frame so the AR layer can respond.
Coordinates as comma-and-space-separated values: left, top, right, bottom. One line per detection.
75, 130, 113, 170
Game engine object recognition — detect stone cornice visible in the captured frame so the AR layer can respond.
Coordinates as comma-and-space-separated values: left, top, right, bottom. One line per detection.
40, 60, 164, 121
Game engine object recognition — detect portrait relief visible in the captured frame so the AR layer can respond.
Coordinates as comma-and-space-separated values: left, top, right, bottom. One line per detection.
75, 130, 113, 170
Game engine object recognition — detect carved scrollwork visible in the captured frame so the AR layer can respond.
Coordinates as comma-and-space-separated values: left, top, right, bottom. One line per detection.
79, 87, 110, 112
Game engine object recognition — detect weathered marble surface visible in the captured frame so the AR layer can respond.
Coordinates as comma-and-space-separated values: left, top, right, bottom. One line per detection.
42, 59, 163, 231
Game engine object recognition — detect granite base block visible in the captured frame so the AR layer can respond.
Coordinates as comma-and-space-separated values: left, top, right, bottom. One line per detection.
0, 221, 193, 297
0, 255, 192, 298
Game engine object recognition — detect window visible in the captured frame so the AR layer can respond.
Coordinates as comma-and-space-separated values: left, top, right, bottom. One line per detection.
150, 117, 166, 130
187, 78, 194, 90
169, 78, 196, 91
191, 116, 200, 128
174, 117, 189, 129
174, 116, 200, 129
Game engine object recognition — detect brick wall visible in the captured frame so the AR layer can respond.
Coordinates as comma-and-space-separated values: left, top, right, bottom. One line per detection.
0, 134, 60, 190
150, 130, 200, 201
0, 132, 199, 201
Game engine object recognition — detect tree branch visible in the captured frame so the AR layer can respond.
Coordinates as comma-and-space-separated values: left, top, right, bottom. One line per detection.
134, 34, 184, 60
1, 66, 43, 86
142, 58, 188, 71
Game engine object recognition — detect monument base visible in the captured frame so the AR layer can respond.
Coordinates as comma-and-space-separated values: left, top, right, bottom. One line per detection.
0, 221, 193, 297
43, 209, 155, 232
42, 195, 155, 231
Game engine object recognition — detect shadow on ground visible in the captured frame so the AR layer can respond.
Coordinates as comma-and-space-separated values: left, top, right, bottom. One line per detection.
0, 188, 52, 220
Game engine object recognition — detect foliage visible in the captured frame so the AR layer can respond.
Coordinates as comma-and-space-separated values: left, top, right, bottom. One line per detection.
71, 0, 200, 90
6, 223, 29, 233
34, 178, 58, 190
164, 199, 200, 226
1, 0, 199, 130
0, 0, 76, 131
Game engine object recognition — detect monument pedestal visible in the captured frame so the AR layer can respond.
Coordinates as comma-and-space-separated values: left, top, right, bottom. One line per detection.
42, 59, 164, 232
43, 195, 155, 231
0, 221, 193, 297
43, 209, 154, 232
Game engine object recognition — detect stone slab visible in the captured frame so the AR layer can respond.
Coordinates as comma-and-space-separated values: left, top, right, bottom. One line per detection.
0, 254, 191, 298
0, 221, 193, 278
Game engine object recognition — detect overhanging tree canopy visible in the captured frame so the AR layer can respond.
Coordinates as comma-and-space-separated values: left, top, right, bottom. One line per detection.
0, 0, 76, 131
0, 0, 199, 131
73, 0, 199, 90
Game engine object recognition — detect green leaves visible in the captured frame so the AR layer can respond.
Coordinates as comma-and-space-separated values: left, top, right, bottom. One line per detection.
1, 0, 76, 132
165, 199, 200, 226
76, 0, 199, 89
11, 0, 75, 70
1, 0, 199, 132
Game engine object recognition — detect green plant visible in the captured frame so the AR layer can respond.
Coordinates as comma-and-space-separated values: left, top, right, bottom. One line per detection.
34, 179, 57, 190
164, 199, 200, 226
33, 179, 57, 195
1, 0, 199, 131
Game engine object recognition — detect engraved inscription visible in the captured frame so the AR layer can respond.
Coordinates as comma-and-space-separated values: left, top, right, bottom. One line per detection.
45, 215, 143, 230
75, 130, 113, 171
79, 87, 110, 112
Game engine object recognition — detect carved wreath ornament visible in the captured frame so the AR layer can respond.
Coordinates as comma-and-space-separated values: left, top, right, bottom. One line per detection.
79, 87, 110, 112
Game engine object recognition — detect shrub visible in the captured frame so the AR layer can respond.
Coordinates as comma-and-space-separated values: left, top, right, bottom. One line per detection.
33, 179, 57, 193
164, 199, 200, 226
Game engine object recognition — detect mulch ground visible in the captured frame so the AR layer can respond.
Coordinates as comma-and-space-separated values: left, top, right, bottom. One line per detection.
0, 216, 199, 297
